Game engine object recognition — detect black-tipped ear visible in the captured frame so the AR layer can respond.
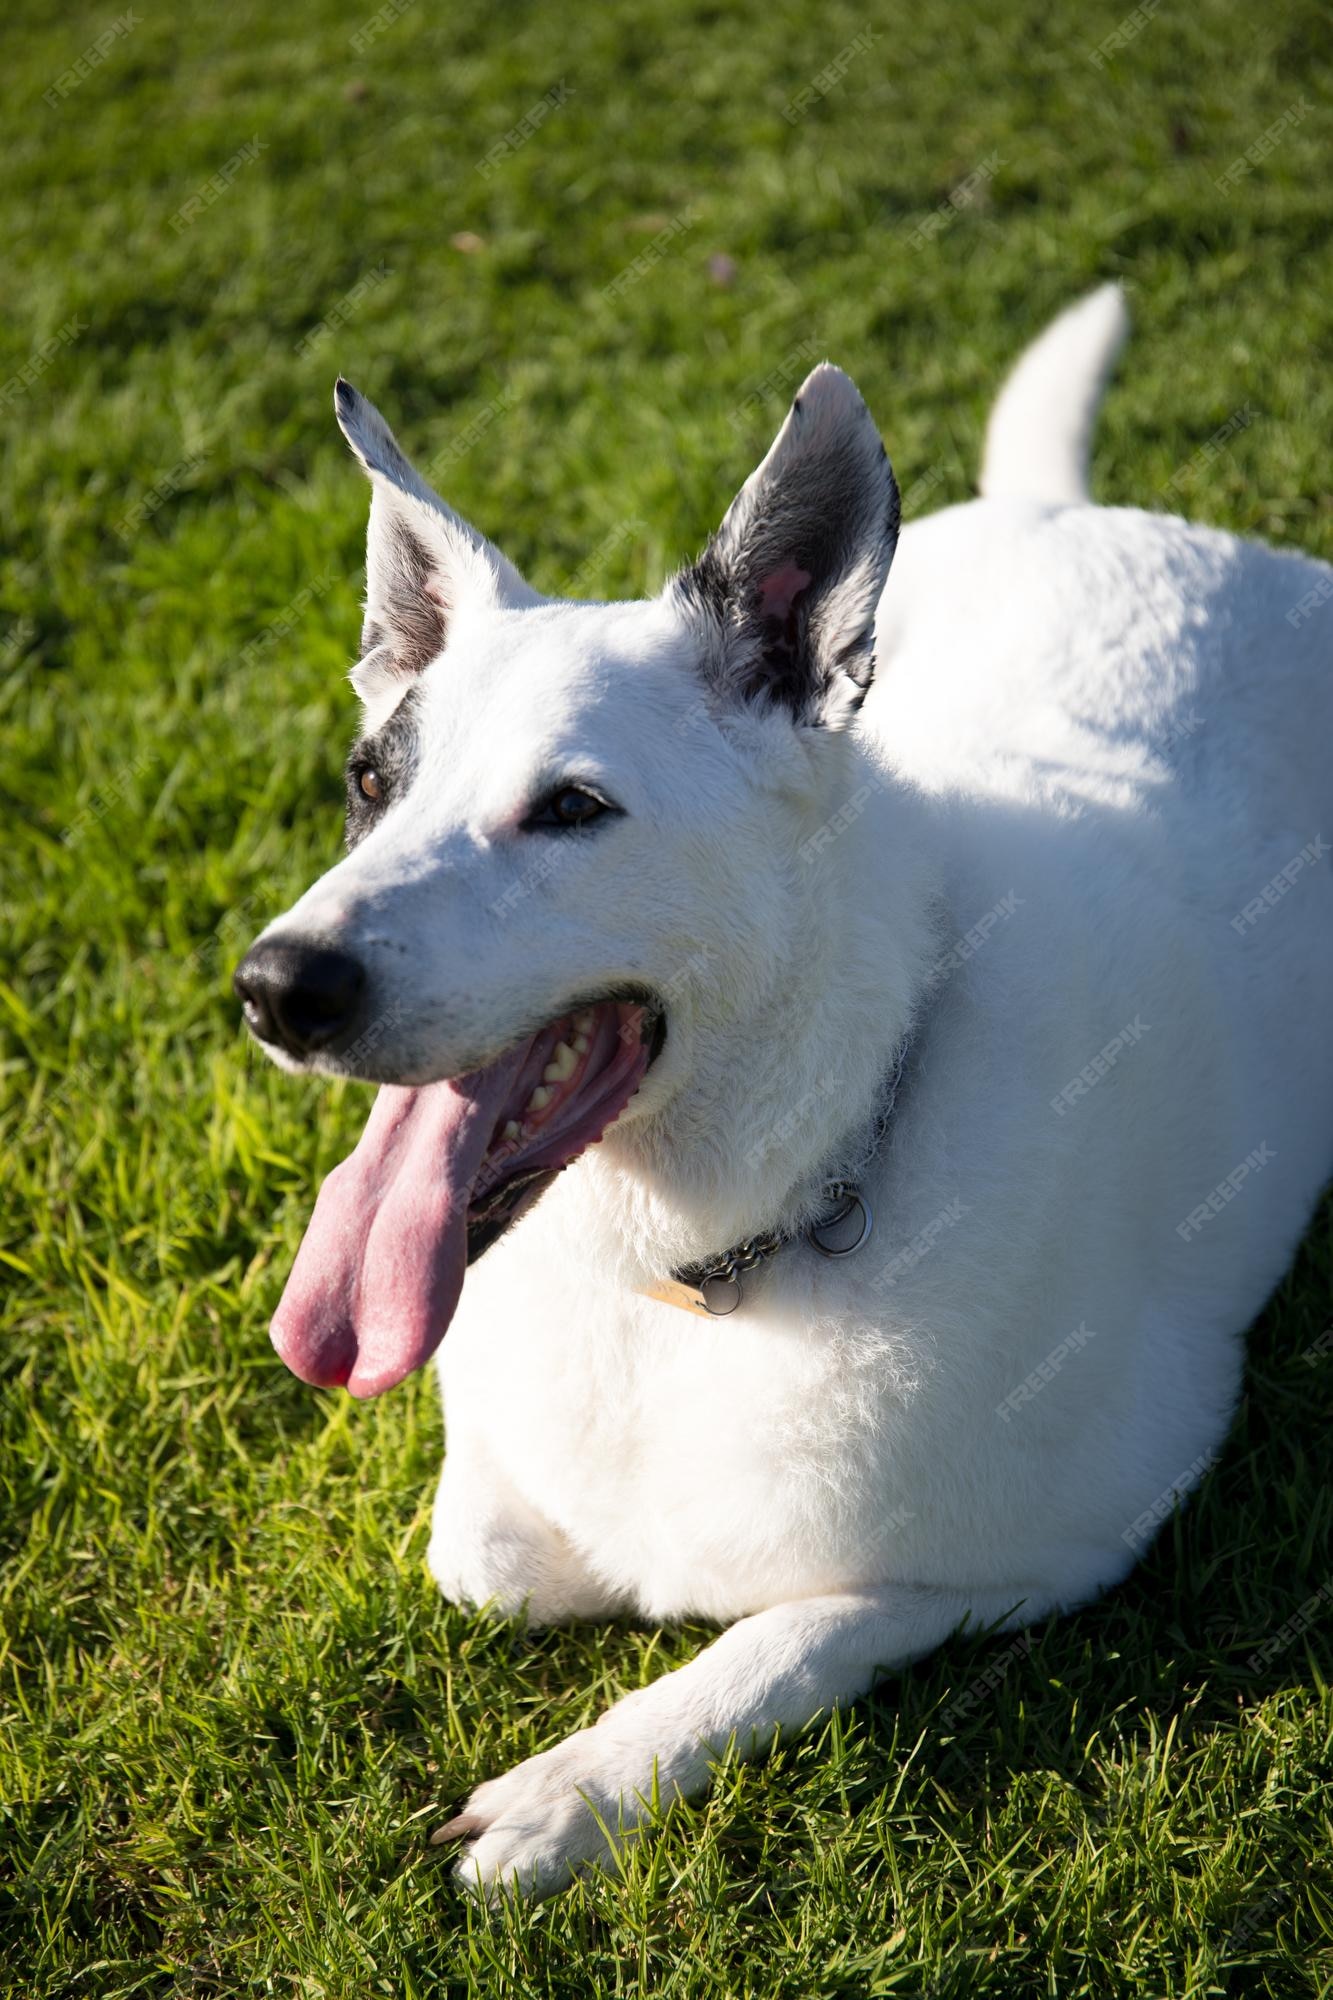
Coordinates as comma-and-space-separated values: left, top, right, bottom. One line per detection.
673, 363, 899, 728
333, 379, 540, 725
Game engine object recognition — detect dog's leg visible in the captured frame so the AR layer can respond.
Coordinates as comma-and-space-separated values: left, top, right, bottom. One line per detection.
428, 1428, 624, 1628
444, 1580, 1034, 1899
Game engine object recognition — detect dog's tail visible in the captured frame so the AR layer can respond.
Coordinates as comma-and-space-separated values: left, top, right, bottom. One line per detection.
979, 283, 1129, 505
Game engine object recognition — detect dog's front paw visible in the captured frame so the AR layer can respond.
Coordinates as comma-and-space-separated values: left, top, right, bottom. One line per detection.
436, 1729, 652, 1901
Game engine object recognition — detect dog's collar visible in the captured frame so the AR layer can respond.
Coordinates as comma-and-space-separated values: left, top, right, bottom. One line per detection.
643, 1038, 911, 1317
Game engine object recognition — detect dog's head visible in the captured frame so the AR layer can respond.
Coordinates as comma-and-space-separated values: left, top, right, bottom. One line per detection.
234, 365, 900, 1396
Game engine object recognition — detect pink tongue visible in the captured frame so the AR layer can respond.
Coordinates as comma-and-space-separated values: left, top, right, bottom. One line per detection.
270, 1046, 528, 1400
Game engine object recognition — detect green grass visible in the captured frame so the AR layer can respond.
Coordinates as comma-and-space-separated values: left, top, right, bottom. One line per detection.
2, 0, 1332, 1990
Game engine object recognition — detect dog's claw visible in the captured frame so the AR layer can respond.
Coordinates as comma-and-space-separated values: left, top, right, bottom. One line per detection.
430, 1811, 488, 1846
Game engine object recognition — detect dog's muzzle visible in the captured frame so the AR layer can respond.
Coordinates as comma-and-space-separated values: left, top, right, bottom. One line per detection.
233, 937, 367, 1057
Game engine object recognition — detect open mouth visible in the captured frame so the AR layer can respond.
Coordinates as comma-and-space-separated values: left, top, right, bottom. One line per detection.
269, 995, 662, 1399
463, 997, 664, 1263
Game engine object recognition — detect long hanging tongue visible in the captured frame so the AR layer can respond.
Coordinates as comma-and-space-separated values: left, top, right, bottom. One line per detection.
270, 1047, 529, 1401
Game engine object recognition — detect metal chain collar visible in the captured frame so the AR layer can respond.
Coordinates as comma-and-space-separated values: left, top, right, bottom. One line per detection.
644, 1037, 911, 1318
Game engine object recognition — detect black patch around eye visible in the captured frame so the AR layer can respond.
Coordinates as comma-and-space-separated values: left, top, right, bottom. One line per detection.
343, 683, 423, 847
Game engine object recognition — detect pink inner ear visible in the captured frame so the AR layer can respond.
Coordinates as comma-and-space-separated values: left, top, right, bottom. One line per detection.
757, 562, 812, 621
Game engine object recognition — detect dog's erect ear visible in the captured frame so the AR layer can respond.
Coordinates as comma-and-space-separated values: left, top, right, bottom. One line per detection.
673, 364, 899, 729
334, 379, 540, 723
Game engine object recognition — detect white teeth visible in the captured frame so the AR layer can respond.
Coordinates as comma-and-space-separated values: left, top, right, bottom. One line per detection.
543, 1040, 578, 1084
574, 1011, 595, 1034
527, 1085, 552, 1112
573, 1033, 589, 1055
502, 1120, 521, 1142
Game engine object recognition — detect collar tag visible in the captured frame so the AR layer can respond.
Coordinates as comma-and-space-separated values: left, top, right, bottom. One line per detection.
642, 1273, 742, 1317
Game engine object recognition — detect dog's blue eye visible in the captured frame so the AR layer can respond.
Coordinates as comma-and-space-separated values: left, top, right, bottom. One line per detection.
527, 786, 617, 831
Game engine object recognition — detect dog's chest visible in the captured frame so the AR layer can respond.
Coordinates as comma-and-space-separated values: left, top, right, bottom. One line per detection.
440, 1215, 911, 1620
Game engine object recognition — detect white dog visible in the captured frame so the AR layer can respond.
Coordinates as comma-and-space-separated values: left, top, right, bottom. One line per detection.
234, 285, 1333, 1898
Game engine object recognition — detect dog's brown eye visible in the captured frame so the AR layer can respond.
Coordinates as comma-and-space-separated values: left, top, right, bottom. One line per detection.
527, 785, 618, 831
359, 767, 381, 801
553, 788, 602, 825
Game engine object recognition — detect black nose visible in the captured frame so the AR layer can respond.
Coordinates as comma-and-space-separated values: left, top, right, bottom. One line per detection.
233, 938, 367, 1057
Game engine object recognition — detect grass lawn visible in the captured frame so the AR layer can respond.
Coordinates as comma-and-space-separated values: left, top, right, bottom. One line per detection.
2, 0, 1331, 1991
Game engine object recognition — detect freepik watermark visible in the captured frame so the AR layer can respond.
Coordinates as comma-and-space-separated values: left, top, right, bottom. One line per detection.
1222, 1884, 1293, 1957
491, 845, 561, 919
350, 0, 417, 54
1122, 1447, 1222, 1553
903, 460, 957, 513
115, 449, 211, 539
781, 29, 878, 125
872, 1197, 968, 1292
44, 12, 140, 106
1176, 1144, 1275, 1241
1089, 0, 1160, 68
1230, 838, 1328, 934
61, 754, 155, 847
937, 1630, 1032, 1734
729, 338, 824, 432
423, 384, 523, 481
1152, 709, 1205, 759
602, 208, 699, 302
322, 1001, 407, 1076
0, 318, 86, 411
907, 154, 1002, 249
476, 81, 572, 178
865, 1505, 918, 1554
996, 1324, 1098, 1422
1216, 99, 1312, 193
1286, 575, 1333, 630
170, 892, 276, 982
18, 1061, 102, 1140
0, 616, 36, 667
673, 696, 713, 739
744, 1071, 842, 1172
1301, 1324, 1333, 1367
562, 519, 645, 597
1161, 407, 1253, 499
236, 573, 338, 671
615, 949, 716, 1047
168, 138, 267, 234
1050, 1016, 1149, 1117
294, 266, 390, 356
931, 892, 1023, 984
1244, 1579, 1333, 1674
798, 775, 888, 865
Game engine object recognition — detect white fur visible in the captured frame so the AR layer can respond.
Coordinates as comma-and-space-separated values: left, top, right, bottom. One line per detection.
980, 281, 1130, 503
250, 287, 1333, 1899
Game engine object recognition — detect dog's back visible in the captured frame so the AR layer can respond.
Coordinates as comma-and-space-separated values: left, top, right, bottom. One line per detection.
873, 295, 1333, 1259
